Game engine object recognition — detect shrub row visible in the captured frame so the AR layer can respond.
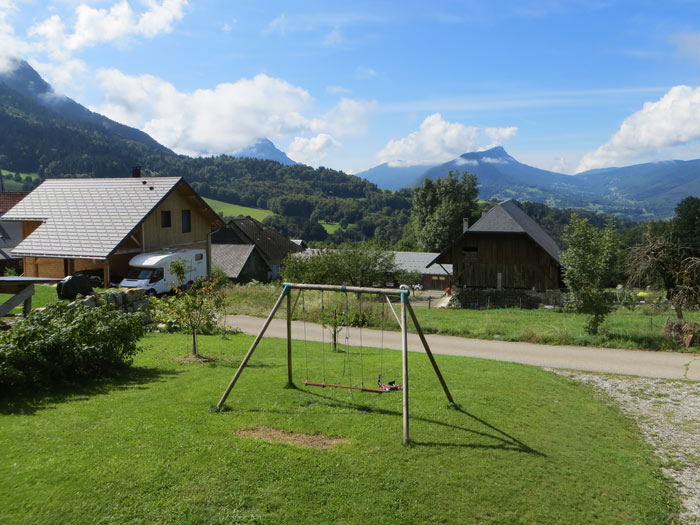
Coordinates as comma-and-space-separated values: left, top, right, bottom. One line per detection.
0, 302, 145, 391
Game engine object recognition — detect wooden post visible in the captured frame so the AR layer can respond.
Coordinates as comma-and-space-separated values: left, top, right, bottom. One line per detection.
286, 289, 293, 386
216, 284, 290, 410
406, 301, 455, 405
401, 290, 409, 445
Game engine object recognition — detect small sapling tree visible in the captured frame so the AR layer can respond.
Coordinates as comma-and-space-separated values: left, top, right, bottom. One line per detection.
319, 307, 344, 352
561, 214, 617, 335
153, 259, 221, 357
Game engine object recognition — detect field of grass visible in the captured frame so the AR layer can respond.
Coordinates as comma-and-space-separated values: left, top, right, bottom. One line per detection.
320, 221, 342, 234
204, 197, 273, 222
0, 332, 677, 523
224, 284, 700, 351
0, 170, 38, 191
0, 284, 110, 315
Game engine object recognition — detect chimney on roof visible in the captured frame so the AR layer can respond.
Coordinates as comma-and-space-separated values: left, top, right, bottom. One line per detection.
463, 218, 469, 232
132, 166, 141, 178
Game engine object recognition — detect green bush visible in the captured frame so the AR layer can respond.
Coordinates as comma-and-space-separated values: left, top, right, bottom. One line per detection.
0, 302, 145, 391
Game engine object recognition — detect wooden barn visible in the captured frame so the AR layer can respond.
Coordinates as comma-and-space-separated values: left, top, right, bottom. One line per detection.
2, 177, 224, 286
211, 217, 303, 283
429, 200, 561, 293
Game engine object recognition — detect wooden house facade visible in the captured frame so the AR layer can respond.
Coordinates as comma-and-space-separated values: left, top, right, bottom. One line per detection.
430, 200, 561, 292
3, 177, 223, 286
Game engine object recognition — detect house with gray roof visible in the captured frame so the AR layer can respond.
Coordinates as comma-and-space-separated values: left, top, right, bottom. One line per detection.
393, 251, 452, 290
2, 177, 223, 285
429, 200, 562, 295
211, 217, 302, 282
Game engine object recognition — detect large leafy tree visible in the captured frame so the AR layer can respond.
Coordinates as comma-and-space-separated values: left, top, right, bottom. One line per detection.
673, 196, 700, 255
561, 215, 618, 335
411, 171, 479, 252
281, 241, 397, 287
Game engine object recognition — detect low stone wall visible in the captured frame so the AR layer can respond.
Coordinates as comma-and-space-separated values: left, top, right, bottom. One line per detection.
455, 287, 563, 309
74, 288, 151, 322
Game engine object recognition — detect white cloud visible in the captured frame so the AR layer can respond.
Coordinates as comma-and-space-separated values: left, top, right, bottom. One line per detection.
94, 69, 372, 157
27, 0, 187, 60
265, 13, 288, 35
577, 85, 700, 172
356, 66, 378, 78
484, 126, 518, 146
0, 1, 32, 72
376, 113, 518, 166
310, 97, 376, 137
327, 85, 351, 94
481, 157, 508, 164
453, 158, 478, 166
29, 58, 88, 93
671, 33, 700, 66
323, 26, 342, 47
288, 133, 341, 166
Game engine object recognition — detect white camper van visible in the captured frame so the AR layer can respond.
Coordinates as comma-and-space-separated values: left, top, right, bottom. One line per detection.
119, 249, 207, 295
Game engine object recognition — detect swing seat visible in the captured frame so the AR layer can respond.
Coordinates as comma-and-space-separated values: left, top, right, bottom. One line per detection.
303, 380, 394, 394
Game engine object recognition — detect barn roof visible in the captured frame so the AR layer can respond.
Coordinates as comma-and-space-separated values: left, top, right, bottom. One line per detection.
222, 217, 302, 267
394, 251, 452, 276
211, 244, 269, 279
3, 177, 221, 259
429, 199, 560, 266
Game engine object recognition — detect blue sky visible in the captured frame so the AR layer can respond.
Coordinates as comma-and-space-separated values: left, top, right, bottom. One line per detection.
3, 1, 700, 176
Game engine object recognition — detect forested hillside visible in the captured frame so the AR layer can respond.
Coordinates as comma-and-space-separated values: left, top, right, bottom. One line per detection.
0, 72, 412, 244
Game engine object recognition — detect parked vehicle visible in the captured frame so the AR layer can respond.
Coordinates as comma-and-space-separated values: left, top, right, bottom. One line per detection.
119, 249, 207, 295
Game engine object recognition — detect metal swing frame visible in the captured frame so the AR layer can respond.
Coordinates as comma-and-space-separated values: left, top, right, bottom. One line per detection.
216, 282, 455, 445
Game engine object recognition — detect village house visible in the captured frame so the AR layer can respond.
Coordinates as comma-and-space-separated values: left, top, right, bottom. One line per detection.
211, 217, 303, 283
393, 251, 452, 290
429, 199, 562, 307
2, 177, 224, 286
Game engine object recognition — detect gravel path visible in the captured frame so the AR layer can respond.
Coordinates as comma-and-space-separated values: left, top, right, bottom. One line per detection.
553, 371, 700, 524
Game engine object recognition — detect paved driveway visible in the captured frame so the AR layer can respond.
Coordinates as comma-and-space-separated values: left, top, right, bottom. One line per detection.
227, 314, 700, 381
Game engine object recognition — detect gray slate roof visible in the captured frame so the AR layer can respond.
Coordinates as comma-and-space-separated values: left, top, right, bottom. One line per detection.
211, 244, 266, 279
468, 200, 560, 262
3, 177, 182, 259
393, 251, 452, 275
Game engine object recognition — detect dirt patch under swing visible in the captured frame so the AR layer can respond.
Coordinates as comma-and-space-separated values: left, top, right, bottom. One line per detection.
237, 426, 347, 449
174, 354, 217, 363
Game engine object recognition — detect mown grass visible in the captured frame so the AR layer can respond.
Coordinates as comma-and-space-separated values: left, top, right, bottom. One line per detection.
0, 332, 678, 523
224, 283, 700, 351
321, 221, 342, 234
204, 197, 273, 221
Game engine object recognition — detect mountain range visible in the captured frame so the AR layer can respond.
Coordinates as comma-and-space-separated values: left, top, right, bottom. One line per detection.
1, 59, 699, 221
357, 147, 700, 220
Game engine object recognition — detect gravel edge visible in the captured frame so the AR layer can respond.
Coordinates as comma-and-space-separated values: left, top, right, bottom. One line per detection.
550, 370, 700, 524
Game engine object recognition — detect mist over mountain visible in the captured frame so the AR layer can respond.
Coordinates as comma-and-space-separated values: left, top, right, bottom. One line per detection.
0, 59, 167, 150
356, 162, 435, 190
232, 138, 298, 165
1, 59, 699, 222
360, 146, 700, 220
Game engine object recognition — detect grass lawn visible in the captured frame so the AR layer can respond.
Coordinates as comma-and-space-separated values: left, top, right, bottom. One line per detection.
0, 284, 60, 313
204, 198, 273, 222
321, 221, 342, 234
0, 332, 677, 523
224, 284, 700, 351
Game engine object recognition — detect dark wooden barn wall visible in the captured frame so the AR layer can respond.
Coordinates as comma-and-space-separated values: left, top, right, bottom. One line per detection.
452, 233, 559, 290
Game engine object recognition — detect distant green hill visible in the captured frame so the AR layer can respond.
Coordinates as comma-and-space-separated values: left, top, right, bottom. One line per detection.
0, 60, 411, 244
203, 198, 273, 222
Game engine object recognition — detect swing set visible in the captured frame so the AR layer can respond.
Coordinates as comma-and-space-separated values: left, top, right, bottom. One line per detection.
216, 283, 454, 445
